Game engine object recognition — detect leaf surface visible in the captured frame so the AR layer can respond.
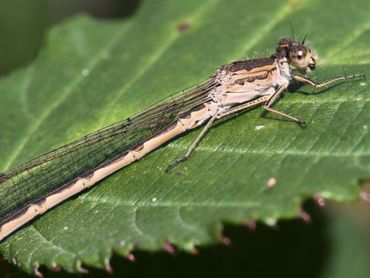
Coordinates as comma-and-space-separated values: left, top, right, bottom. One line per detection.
0, 0, 369, 273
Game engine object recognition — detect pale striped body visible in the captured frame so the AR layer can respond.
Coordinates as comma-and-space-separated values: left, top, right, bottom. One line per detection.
1, 37, 362, 241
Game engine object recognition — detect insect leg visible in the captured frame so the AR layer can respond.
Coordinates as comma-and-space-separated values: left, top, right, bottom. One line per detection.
165, 113, 218, 172
263, 84, 306, 125
293, 73, 365, 88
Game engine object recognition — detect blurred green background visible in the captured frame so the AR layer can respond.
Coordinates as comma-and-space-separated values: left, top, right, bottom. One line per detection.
0, 0, 369, 277
0, 0, 141, 75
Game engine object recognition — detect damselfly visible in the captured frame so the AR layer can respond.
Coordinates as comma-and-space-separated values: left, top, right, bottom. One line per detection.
0, 37, 364, 241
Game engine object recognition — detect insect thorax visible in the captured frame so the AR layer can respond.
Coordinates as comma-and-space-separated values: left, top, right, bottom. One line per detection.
209, 56, 292, 111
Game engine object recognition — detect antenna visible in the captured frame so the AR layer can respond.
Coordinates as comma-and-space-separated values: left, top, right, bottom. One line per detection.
302, 33, 308, 45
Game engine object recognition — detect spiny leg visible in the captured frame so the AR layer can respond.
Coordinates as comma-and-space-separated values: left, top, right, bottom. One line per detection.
165, 113, 218, 172
263, 84, 306, 125
293, 73, 365, 88
167, 93, 288, 172
264, 106, 305, 125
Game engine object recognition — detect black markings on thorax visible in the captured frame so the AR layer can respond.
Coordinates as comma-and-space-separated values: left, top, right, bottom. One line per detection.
234, 71, 270, 85
226, 57, 275, 72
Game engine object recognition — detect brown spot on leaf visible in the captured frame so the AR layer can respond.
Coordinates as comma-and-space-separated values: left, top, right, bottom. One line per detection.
177, 22, 191, 33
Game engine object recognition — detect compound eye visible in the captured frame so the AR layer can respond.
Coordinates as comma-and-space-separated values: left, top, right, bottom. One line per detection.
296, 50, 304, 59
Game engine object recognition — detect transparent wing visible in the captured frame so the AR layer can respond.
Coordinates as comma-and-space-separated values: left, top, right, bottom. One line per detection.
0, 79, 216, 224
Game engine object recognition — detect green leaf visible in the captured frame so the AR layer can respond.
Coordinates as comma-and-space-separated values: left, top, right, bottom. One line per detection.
0, 0, 369, 274
2, 203, 370, 277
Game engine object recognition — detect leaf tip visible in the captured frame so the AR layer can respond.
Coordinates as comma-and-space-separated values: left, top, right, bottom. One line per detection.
265, 218, 278, 228
244, 219, 257, 231
314, 193, 326, 207
360, 190, 370, 202
299, 209, 311, 223
51, 262, 61, 272
76, 260, 88, 274
125, 253, 136, 262
164, 242, 176, 255
34, 264, 43, 278
104, 256, 113, 274
190, 246, 199, 255
221, 235, 231, 246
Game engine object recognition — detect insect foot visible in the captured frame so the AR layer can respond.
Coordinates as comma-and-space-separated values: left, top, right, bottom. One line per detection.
298, 119, 307, 127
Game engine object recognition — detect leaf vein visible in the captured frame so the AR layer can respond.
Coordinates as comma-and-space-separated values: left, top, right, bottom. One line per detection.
28, 225, 76, 265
